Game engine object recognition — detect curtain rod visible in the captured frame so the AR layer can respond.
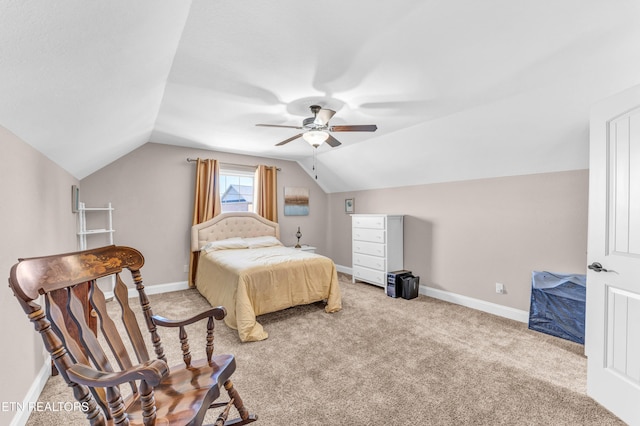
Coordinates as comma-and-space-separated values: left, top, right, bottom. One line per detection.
186, 158, 280, 171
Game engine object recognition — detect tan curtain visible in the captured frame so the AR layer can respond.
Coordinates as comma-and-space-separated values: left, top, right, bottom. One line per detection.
189, 158, 221, 287
255, 165, 278, 222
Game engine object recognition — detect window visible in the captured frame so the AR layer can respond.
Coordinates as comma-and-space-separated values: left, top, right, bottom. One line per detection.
219, 167, 256, 213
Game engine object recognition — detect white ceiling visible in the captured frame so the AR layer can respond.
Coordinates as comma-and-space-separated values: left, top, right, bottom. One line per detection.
2, 0, 640, 192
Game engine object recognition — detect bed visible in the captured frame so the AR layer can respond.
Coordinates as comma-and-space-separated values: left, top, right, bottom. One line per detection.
191, 212, 342, 342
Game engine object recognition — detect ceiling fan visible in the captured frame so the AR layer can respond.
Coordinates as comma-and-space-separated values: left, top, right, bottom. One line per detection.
256, 105, 377, 148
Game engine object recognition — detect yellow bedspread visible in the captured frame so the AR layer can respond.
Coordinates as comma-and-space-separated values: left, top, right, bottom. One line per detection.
195, 246, 342, 342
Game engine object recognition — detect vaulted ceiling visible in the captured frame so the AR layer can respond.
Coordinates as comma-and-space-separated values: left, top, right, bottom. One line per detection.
2, 1, 639, 192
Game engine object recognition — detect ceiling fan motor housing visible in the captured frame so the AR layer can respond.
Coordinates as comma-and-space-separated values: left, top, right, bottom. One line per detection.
303, 116, 323, 129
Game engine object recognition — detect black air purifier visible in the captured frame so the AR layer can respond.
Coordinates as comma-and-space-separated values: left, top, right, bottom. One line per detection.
400, 275, 420, 300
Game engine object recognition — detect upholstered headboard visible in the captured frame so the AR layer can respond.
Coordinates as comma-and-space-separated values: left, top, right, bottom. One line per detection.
191, 212, 280, 252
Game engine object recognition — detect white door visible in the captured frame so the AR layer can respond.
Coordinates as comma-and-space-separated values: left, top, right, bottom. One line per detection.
586, 84, 640, 426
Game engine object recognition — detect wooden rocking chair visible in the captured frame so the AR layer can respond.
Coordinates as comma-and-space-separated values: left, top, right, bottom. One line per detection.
8, 245, 258, 426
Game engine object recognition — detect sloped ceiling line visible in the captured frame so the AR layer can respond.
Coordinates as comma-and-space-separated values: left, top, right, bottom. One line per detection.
1, 1, 640, 192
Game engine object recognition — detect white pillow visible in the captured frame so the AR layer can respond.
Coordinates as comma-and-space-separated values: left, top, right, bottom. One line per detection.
244, 236, 283, 249
201, 237, 249, 253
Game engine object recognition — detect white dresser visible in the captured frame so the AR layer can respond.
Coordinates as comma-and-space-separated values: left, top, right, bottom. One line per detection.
352, 214, 404, 289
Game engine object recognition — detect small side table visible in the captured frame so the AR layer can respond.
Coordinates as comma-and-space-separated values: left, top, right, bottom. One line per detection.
290, 245, 317, 253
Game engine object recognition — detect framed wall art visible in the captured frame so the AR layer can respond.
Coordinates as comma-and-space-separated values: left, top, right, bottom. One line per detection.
284, 187, 309, 216
71, 185, 80, 213
345, 198, 354, 213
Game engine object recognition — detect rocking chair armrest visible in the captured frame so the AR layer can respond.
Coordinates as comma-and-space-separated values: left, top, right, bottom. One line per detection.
151, 306, 227, 328
67, 359, 169, 388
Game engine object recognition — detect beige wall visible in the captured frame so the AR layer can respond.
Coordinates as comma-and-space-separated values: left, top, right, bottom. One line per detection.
79, 143, 329, 286
0, 126, 78, 425
80, 142, 588, 312
328, 170, 588, 312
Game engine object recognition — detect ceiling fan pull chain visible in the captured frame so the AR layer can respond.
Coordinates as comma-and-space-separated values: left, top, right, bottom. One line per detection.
313, 147, 318, 179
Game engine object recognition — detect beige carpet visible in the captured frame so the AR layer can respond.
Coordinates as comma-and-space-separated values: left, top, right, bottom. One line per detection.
27, 274, 623, 425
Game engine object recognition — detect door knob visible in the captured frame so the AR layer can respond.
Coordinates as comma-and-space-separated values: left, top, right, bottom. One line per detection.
588, 262, 609, 273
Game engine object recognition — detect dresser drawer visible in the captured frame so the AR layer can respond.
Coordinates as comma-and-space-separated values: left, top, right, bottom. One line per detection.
353, 215, 385, 229
352, 266, 386, 286
352, 228, 385, 244
353, 253, 386, 271
353, 240, 386, 257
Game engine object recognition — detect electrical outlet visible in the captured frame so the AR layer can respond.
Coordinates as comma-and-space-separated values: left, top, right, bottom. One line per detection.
496, 282, 505, 294
183, 264, 188, 273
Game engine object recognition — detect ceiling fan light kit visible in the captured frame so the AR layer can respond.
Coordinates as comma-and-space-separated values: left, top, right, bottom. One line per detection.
302, 130, 329, 147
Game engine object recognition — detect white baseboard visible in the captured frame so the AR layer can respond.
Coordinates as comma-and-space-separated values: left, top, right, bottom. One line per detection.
335, 264, 353, 275
420, 286, 529, 323
104, 280, 190, 300
336, 264, 529, 323
10, 356, 52, 426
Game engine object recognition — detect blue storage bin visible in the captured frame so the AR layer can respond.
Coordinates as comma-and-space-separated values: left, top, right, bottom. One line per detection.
528, 271, 586, 344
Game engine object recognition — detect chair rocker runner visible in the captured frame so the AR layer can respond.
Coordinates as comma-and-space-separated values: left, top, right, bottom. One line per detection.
8, 245, 258, 426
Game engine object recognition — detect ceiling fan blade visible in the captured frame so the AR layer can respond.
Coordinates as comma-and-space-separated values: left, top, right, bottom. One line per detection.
330, 124, 378, 132
314, 108, 336, 126
275, 133, 304, 146
256, 124, 303, 129
325, 135, 342, 147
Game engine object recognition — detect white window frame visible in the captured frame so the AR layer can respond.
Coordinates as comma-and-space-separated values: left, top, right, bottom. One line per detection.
219, 166, 256, 213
